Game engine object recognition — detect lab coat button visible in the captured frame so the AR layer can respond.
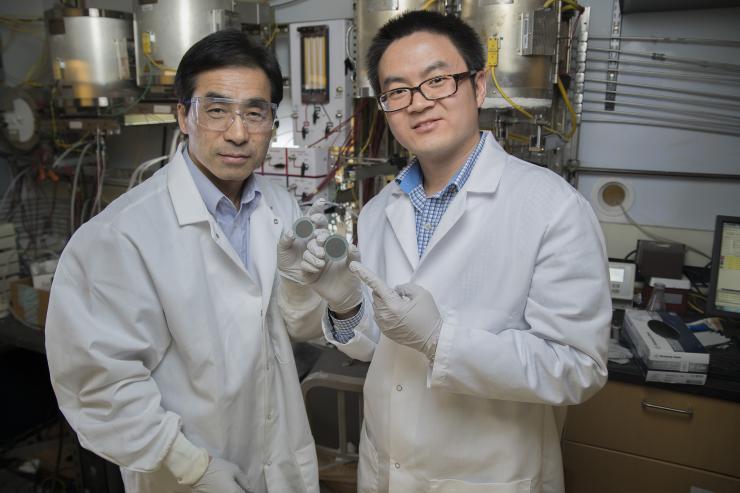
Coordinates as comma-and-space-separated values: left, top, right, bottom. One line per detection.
394, 462, 400, 469
274, 218, 279, 224
423, 223, 432, 231
396, 384, 402, 391
267, 460, 272, 466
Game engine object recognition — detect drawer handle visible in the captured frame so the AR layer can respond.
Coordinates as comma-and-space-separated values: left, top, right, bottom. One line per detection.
641, 400, 693, 418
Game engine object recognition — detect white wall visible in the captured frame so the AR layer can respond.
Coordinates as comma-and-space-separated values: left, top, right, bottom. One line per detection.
577, 0, 740, 265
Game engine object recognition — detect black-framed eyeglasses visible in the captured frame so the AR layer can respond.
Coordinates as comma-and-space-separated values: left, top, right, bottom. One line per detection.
377, 70, 478, 113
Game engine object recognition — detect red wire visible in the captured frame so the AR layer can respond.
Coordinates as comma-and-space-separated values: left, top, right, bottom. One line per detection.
307, 99, 369, 148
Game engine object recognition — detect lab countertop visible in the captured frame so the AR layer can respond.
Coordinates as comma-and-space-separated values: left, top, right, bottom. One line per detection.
609, 314, 740, 403
2, 314, 740, 403
607, 355, 740, 403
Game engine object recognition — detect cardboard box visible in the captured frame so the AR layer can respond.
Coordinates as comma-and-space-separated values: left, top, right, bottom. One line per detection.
624, 309, 709, 373
10, 278, 50, 327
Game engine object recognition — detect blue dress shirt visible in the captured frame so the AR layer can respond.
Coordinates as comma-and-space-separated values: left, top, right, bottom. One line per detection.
183, 148, 261, 277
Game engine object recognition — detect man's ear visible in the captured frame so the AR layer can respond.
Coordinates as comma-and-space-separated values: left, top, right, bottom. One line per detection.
475, 69, 488, 108
176, 103, 189, 135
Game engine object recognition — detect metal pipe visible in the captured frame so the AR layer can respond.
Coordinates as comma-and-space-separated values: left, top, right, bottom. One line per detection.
582, 88, 740, 112
581, 114, 740, 138
581, 108, 740, 129
583, 78, 740, 102
584, 58, 740, 84
585, 47, 740, 74
586, 35, 740, 48
574, 166, 740, 182
581, 98, 740, 125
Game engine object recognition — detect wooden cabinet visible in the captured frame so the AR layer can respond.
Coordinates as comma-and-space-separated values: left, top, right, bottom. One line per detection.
563, 380, 740, 493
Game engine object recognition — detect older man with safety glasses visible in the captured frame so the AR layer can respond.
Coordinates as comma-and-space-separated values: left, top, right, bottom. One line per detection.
45, 30, 325, 493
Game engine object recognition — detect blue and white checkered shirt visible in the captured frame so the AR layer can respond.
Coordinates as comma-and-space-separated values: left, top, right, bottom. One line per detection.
397, 132, 486, 257
329, 132, 486, 343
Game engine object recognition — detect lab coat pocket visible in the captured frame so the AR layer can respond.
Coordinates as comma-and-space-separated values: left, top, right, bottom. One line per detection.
357, 423, 380, 493
429, 478, 532, 493
295, 442, 319, 493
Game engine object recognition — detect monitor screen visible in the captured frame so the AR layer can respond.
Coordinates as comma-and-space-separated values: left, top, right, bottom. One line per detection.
707, 215, 740, 319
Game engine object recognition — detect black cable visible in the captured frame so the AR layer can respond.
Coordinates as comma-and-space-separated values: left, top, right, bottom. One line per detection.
320, 105, 334, 124
624, 249, 637, 260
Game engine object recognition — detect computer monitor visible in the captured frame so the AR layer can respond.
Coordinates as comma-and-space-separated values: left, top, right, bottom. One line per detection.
706, 215, 740, 320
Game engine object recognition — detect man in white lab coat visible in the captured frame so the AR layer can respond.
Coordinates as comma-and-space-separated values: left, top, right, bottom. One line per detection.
299, 11, 612, 493
45, 31, 324, 493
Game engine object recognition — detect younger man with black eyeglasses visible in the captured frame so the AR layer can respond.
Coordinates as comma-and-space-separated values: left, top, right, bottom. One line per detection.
299, 11, 611, 493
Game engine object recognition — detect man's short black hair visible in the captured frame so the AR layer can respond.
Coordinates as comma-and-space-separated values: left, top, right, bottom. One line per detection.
367, 10, 485, 96
175, 29, 283, 109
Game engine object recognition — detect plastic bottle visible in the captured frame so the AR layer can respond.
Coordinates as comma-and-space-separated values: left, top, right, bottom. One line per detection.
646, 282, 666, 312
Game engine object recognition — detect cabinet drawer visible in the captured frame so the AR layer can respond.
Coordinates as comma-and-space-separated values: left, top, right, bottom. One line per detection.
565, 380, 740, 478
564, 441, 740, 493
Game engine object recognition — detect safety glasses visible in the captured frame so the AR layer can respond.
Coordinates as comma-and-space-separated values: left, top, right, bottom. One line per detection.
186, 96, 278, 133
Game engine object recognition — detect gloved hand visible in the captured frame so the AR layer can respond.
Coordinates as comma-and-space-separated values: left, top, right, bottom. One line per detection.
350, 261, 442, 361
277, 199, 329, 284
191, 457, 252, 493
300, 230, 363, 314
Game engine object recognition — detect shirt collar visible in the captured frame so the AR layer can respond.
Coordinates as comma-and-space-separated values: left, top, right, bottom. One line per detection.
182, 146, 260, 216
395, 132, 487, 197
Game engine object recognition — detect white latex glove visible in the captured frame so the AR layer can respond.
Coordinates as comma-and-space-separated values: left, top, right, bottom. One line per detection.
350, 261, 442, 361
277, 199, 329, 284
300, 229, 363, 314
191, 457, 252, 493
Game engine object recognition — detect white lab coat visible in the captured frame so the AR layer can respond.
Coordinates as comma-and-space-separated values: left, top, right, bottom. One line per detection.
323, 132, 611, 493
46, 150, 323, 493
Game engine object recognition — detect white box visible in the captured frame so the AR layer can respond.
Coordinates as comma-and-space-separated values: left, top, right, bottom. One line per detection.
262, 147, 288, 175
289, 19, 353, 147
0, 235, 16, 251
633, 354, 707, 385
0, 249, 20, 277
31, 259, 58, 290
261, 174, 289, 191
286, 147, 330, 177
0, 223, 16, 251
288, 176, 332, 205
0, 223, 15, 237
624, 309, 709, 373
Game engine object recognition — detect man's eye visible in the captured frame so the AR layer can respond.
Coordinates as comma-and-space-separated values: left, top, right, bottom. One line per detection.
206, 108, 228, 116
427, 77, 447, 86
387, 89, 408, 99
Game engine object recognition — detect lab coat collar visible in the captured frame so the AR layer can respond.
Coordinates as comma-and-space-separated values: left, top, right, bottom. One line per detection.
384, 131, 507, 270
167, 144, 212, 226
389, 130, 505, 198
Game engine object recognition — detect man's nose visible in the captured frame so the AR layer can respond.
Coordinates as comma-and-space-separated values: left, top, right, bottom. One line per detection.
223, 114, 250, 144
407, 88, 434, 112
